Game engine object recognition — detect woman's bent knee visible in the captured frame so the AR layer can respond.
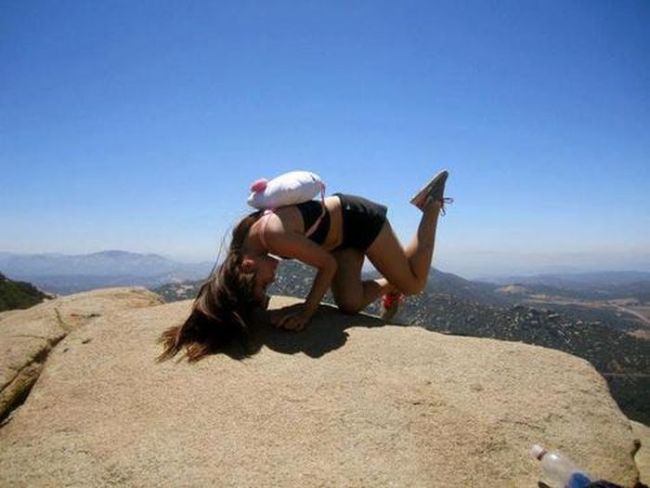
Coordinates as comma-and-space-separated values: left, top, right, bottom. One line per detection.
336, 298, 364, 315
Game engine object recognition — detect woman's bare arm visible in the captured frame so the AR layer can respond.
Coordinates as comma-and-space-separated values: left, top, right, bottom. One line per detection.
263, 214, 337, 328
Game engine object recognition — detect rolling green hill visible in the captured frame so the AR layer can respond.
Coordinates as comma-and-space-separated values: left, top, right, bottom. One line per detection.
0, 272, 50, 312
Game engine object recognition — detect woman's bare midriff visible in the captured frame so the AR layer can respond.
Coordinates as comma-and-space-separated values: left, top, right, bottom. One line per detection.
250, 196, 343, 253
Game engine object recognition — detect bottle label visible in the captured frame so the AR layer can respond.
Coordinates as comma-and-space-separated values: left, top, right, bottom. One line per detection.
567, 472, 591, 488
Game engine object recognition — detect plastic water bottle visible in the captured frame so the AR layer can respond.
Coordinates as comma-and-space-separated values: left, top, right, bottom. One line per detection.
530, 444, 592, 488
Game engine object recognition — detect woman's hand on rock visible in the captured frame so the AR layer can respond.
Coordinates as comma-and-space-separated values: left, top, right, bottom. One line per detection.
269, 303, 314, 331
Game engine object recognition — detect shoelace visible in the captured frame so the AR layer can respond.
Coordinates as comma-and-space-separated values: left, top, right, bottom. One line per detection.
438, 197, 454, 216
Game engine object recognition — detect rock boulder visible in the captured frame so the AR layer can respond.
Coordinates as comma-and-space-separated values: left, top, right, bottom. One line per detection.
0, 287, 163, 420
0, 293, 643, 487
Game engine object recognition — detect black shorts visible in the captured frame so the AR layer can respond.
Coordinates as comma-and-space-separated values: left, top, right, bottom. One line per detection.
333, 193, 387, 251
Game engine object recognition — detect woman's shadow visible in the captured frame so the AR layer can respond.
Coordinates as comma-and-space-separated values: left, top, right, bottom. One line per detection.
243, 301, 410, 359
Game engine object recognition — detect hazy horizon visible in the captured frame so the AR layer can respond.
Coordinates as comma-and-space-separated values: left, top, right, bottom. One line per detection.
1, 246, 649, 282
2, 1, 649, 279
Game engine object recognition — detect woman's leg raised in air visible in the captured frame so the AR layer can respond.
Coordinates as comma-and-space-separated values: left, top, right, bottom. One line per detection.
366, 199, 442, 296
330, 199, 442, 314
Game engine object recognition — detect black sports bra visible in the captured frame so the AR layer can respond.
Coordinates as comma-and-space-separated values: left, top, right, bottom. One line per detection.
295, 200, 330, 245
258, 200, 331, 259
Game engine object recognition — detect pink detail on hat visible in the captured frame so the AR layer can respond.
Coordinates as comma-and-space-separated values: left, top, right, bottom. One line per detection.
250, 178, 268, 193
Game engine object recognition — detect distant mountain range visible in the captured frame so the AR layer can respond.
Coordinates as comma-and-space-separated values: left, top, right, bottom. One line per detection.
490, 270, 650, 286
488, 271, 650, 301
0, 251, 213, 295
153, 260, 650, 310
0, 272, 51, 312
153, 261, 512, 306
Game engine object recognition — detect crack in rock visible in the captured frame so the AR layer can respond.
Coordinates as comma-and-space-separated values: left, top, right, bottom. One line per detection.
0, 309, 98, 426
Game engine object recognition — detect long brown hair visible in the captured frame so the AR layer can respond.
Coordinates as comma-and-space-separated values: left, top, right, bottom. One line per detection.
158, 211, 264, 362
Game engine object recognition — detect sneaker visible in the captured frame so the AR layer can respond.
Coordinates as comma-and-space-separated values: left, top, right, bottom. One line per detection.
381, 292, 403, 321
410, 170, 450, 210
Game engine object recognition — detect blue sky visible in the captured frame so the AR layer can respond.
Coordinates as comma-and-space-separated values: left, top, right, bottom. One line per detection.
1, 0, 649, 278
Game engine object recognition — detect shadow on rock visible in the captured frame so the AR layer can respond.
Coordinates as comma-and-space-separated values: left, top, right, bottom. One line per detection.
248, 304, 409, 358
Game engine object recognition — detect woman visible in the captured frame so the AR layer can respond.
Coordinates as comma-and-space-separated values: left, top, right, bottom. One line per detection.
159, 170, 451, 361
